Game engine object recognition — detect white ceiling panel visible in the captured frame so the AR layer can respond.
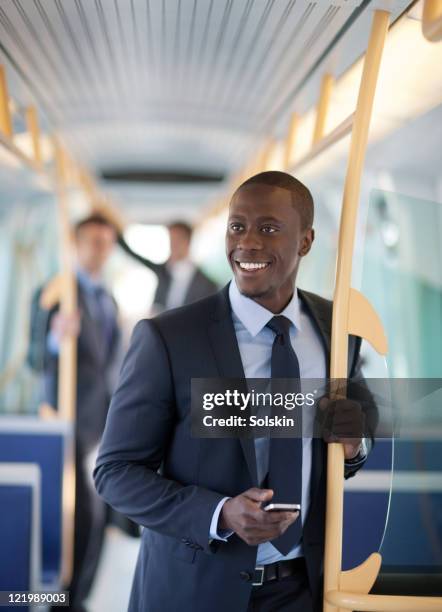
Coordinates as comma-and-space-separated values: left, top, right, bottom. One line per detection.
0, 0, 413, 221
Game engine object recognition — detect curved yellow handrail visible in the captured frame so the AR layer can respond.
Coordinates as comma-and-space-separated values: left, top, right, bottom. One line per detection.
324, 8, 441, 612
422, 0, 442, 42
324, 12, 391, 612
326, 590, 442, 611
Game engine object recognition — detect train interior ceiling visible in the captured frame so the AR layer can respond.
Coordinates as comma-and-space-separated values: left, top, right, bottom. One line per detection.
0, 0, 441, 610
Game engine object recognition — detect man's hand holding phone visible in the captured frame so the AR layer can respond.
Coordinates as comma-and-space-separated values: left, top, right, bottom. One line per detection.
219, 488, 300, 546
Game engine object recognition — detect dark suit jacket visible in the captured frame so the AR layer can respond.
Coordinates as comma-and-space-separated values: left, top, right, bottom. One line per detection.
28, 281, 121, 454
94, 285, 372, 612
118, 235, 218, 311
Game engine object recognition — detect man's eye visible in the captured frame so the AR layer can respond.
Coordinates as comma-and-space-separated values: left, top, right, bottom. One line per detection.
230, 223, 243, 232
261, 226, 277, 233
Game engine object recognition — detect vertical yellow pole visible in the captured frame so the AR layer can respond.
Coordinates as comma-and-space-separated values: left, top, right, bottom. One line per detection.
259, 139, 275, 173
54, 141, 77, 587
0, 66, 13, 138
313, 73, 334, 145
324, 10, 390, 612
54, 145, 77, 422
25, 106, 42, 167
284, 112, 299, 171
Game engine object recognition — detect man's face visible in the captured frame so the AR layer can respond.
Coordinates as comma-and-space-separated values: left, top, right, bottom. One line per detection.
168, 227, 190, 263
76, 223, 116, 276
226, 184, 314, 311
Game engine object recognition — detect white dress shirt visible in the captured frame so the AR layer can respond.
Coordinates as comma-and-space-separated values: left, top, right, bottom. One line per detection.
210, 280, 327, 564
165, 259, 196, 309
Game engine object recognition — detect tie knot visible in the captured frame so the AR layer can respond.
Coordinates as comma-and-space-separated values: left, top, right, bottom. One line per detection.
93, 285, 106, 298
266, 315, 292, 338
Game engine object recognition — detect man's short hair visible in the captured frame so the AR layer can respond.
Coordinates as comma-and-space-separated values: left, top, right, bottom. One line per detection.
235, 171, 314, 229
168, 221, 193, 241
74, 213, 117, 237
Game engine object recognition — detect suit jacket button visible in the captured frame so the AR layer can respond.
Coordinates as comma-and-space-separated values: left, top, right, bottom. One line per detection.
240, 571, 251, 582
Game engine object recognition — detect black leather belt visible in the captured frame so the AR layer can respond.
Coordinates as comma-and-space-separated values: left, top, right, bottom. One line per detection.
252, 557, 306, 586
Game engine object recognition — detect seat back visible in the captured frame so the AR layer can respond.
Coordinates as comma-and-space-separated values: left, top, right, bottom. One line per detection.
0, 463, 41, 612
0, 417, 71, 586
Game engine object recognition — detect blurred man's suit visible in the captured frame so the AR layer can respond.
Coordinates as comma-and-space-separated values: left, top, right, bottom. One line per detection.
94, 284, 372, 612
118, 236, 218, 311
28, 271, 121, 611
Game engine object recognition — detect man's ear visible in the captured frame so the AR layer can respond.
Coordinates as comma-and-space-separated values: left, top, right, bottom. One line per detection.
299, 228, 314, 256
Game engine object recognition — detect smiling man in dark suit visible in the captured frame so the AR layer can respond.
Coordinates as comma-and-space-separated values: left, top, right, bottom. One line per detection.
94, 171, 371, 612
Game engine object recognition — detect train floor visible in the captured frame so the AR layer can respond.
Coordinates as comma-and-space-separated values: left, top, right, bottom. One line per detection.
87, 526, 139, 612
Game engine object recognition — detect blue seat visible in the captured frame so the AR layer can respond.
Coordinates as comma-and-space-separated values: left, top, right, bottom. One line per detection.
0, 463, 41, 612
0, 417, 72, 587
379, 440, 442, 568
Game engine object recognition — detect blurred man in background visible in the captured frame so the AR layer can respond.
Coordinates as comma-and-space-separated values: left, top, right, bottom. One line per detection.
118, 220, 218, 313
28, 214, 122, 612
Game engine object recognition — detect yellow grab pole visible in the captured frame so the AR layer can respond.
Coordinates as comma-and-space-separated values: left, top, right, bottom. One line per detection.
324, 10, 390, 612
313, 73, 334, 145
422, 0, 442, 42
0, 66, 13, 138
25, 106, 42, 167
284, 112, 299, 171
53, 141, 77, 587
259, 139, 275, 173
54, 144, 77, 422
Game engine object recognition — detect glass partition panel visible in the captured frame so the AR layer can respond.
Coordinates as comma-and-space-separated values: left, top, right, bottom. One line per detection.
0, 185, 59, 415
360, 190, 442, 584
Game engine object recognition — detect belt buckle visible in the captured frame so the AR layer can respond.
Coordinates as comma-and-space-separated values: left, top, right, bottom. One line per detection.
252, 566, 265, 586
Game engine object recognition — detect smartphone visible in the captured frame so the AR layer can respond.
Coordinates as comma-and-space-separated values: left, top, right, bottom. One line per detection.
263, 503, 301, 513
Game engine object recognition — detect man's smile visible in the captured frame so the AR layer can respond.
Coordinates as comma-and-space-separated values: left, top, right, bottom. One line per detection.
234, 259, 272, 274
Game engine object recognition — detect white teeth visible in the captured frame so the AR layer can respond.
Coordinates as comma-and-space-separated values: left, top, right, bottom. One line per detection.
239, 262, 269, 270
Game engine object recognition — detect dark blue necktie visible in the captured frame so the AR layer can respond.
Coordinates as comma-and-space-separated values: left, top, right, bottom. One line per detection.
93, 286, 115, 358
266, 315, 303, 555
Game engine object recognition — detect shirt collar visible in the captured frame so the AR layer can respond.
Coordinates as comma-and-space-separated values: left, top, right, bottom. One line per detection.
76, 267, 104, 294
228, 279, 302, 337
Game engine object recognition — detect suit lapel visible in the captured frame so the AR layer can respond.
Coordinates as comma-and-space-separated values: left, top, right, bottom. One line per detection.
207, 285, 258, 486
298, 289, 332, 377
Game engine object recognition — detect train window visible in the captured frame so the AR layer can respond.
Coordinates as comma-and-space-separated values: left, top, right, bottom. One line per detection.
0, 185, 59, 415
